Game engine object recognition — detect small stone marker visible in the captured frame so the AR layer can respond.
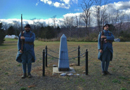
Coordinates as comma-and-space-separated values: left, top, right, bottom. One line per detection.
60, 73, 67, 76
67, 73, 73, 76
76, 74, 80, 76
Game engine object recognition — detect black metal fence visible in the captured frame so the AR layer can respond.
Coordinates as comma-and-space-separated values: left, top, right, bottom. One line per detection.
42, 46, 88, 76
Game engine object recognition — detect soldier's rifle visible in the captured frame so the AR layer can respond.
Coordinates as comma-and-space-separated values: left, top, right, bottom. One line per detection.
101, 30, 104, 50
21, 14, 24, 51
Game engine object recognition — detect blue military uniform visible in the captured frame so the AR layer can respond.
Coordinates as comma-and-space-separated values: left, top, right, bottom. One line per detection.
16, 29, 36, 76
16, 31, 36, 63
98, 30, 114, 72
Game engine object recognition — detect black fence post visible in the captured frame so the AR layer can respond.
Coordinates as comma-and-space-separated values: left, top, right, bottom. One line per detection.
45, 46, 47, 67
43, 49, 45, 76
78, 46, 80, 66
85, 49, 88, 75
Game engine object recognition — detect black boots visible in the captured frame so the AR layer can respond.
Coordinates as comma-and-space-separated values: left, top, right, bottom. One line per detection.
102, 71, 112, 76
21, 73, 32, 79
102, 71, 106, 76
28, 73, 32, 78
105, 71, 112, 75
21, 73, 26, 79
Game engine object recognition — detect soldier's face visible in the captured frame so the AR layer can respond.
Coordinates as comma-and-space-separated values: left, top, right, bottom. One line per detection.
25, 27, 30, 32
104, 25, 109, 30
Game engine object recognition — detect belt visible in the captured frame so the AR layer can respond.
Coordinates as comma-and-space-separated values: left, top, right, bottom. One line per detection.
104, 40, 113, 43
24, 42, 34, 45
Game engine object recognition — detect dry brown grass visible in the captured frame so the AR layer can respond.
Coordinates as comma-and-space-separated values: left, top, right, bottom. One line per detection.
0, 39, 130, 90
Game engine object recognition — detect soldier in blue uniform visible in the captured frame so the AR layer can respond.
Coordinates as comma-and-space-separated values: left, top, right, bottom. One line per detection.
98, 24, 114, 75
16, 24, 36, 79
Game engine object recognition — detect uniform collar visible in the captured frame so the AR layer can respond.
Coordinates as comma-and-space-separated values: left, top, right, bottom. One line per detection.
24, 30, 31, 33
103, 30, 109, 32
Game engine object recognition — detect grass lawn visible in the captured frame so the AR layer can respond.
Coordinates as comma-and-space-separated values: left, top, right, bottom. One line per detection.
0, 39, 130, 90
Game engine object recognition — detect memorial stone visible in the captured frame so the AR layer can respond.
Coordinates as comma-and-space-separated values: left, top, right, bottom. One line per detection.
58, 34, 70, 71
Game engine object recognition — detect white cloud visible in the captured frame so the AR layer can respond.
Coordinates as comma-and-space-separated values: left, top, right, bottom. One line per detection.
53, 2, 60, 7
47, 1, 52, 5
40, 0, 49, 4
113, 1, 130, 10
63, 13, 81, 18
53, 2, 70, 9
62, 0, 70, 4
39, 0, 78, 9
1, 1, 130, 27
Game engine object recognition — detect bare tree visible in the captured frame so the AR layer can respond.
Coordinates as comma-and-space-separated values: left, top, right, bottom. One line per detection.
117, 12, 126, 35
13, 21, 20, 29
126, 14, 130, 29
63, 16, 74, 37
52, 15, 57, 28
109, 10, 120, 25
95, 0, 109, 32
80, 0, 94, 36
73, 15, 80, 38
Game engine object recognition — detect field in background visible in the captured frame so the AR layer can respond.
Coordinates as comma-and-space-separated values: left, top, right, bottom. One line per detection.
0, 39, 130, 90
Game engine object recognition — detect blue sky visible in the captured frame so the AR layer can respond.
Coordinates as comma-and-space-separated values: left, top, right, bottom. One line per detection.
0, 0, 80, 19
0, 0, 129, 20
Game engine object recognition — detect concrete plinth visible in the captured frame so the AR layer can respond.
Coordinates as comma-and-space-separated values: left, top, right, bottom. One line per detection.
53, 67, 75, 74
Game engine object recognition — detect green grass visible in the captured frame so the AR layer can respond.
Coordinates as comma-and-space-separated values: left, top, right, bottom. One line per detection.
119, 76, 127, 80
0, 38, 18, 49
4, 38, 18, 41
128, 81, 130, 84
17, 64, 21, 67
4, 72, 8, 75
120, 88, 127, 90
20, 87, 27, 90
0, 39, 130, 90
112, 79, 121, 84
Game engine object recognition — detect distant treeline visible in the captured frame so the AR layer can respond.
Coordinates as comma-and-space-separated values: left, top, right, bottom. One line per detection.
0, 22, 130, 45
0, 23, 5, 45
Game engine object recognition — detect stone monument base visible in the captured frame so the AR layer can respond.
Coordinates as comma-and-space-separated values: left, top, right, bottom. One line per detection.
53, 67, 75, 74
58, 68, 70, 71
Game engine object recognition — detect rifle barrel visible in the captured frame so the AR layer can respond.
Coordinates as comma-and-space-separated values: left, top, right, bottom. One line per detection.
21, 14, 24, 51
21, 14, 23, 31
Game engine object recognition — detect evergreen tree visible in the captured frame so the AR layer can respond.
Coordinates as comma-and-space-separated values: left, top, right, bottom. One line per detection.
56, 26, 61, 33
45, 26, 55, 39
0, 23, 5, 45
39, 26, 55, 39
7, 26, 15, 35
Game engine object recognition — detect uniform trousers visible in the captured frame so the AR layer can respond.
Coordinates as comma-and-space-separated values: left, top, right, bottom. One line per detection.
21, 51, 32, 74
101, 48, 111, 72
